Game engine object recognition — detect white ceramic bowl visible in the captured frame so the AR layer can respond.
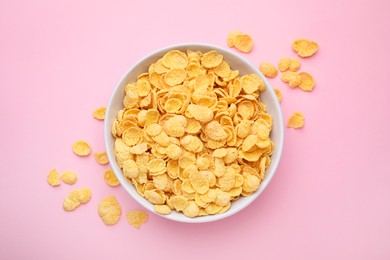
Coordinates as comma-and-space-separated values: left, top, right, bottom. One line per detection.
104, 43, 284, 223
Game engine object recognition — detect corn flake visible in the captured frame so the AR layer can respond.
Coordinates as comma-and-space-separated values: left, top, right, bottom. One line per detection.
93, 107, 106, 120
292, 38, 319, 57
98, 195, 122, 225
94, 152, 108, 165
126, 210, 148, 228
61, 170, 78, 185
298, 72, 315, 91
47, 169, 60, 186
72, 140, 91, 156
104, 169, 120, 187
287, 112, 305, 128
234, 34, 254, 53
259, 62, 278, 78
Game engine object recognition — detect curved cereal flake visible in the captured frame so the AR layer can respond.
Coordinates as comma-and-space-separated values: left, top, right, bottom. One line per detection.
213, 61, 231, 78
137, 80, 151, 97
289, 58, 301, 72
144, 189, 166, 205
162, 50, 188, 69
180, 135, 203, 153
183, 201, 200, 218
241, 74, 264, 94
185, 118, 202, 134
298, 72, 315, 91
170, 195, 189, 211
236, 119, 252, 139
292, 38, 319, 57
104, 169, 120, 187
47, 169, 60, 186
147, 158, 166, 173
164, 98, 182, 113
242, 172, 260, 193
234, 34, 254, 53
259, 62, 278, 78
145, 123, 163, 137
212, 148, 228, 158
153, 174, 169, 190
165, 68, 187, 86
278, 57, 291, 72
189, 171, 209, 194
201, 51, 223, 69
94, 152, 108, 165
242, 134, 258, 152
126, 210, 148, 228
227, 30, 243, 47
122, 127, 142, 146
129, 143, 149, 154
72, 140, 91, 156
166, 144, 183, 160
204, 121, 228, 141
237, 101, 255, 119
93, 107, 106, 120
98, 196, 122, 225
287, 112, 304, 128
123, 159, 139, 178
186, 62, 202, 77
215, 189, 231, 207
154, 204, 172, 215
281, 71, 301, 88
61, 170, 78, 185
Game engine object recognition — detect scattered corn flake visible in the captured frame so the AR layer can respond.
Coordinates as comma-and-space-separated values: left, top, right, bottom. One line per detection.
259, 62, 278, 78
47, 169, 60, 186
234, 34, 254, 53
98, 195, 122, 225
126, 210, 148, 228
72, 140, 91, 156
289, 58, 301, 72
94, 152, 108, 165
104, 169, 120, 187
61, 170, 78, 185
226, 30, 243, 47
63, 188, 91, 211
93, 107, 106, 120
278, 57, 291, 72
292, 38, 319, 57
287, 112, 305, 128
298, 72, 315, 91
281, 71, 301, 88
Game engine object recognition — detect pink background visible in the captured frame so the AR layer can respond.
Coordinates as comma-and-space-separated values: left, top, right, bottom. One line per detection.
1, 0, 389, 259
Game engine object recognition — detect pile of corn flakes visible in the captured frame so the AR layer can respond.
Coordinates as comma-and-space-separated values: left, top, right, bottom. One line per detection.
111, 49, 274, 218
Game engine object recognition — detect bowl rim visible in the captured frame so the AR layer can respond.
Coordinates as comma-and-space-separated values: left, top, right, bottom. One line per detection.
104, 42, 284, 223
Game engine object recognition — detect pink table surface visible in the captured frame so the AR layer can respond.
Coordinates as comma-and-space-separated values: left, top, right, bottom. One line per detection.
1, 0, 389, 259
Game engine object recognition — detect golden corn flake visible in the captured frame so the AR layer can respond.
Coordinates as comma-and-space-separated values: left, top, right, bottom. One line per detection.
273, 88, 282, 103
112, 49, 275, 218
289, 58, 301, 72
72, 140, 91, 156
61, 170, 78, 185
281, 71, 301, 88
93, 107, 106, 120
292, 38, 319, 57
287, 112, 305, 128
104, 169, 120, 187
47, 169, 60, 186
154, 204, 172, 215
126, 210, 148, 228
227, 30, 242, 47
241, 73, 265, 94
298, 72, 315, 91
94, 152, 108, 165
98, 195, 122, 225
63, 187, 92, 211
201, 51, 223, 69
259, 62, 278, 78
234, 34, 254, 53
278, 57, 291, 72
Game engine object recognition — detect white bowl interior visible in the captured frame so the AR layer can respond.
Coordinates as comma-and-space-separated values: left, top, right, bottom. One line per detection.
104, 43, 284, 223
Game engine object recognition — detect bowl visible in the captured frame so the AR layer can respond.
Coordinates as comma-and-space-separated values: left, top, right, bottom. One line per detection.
104, 43, 284, 223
